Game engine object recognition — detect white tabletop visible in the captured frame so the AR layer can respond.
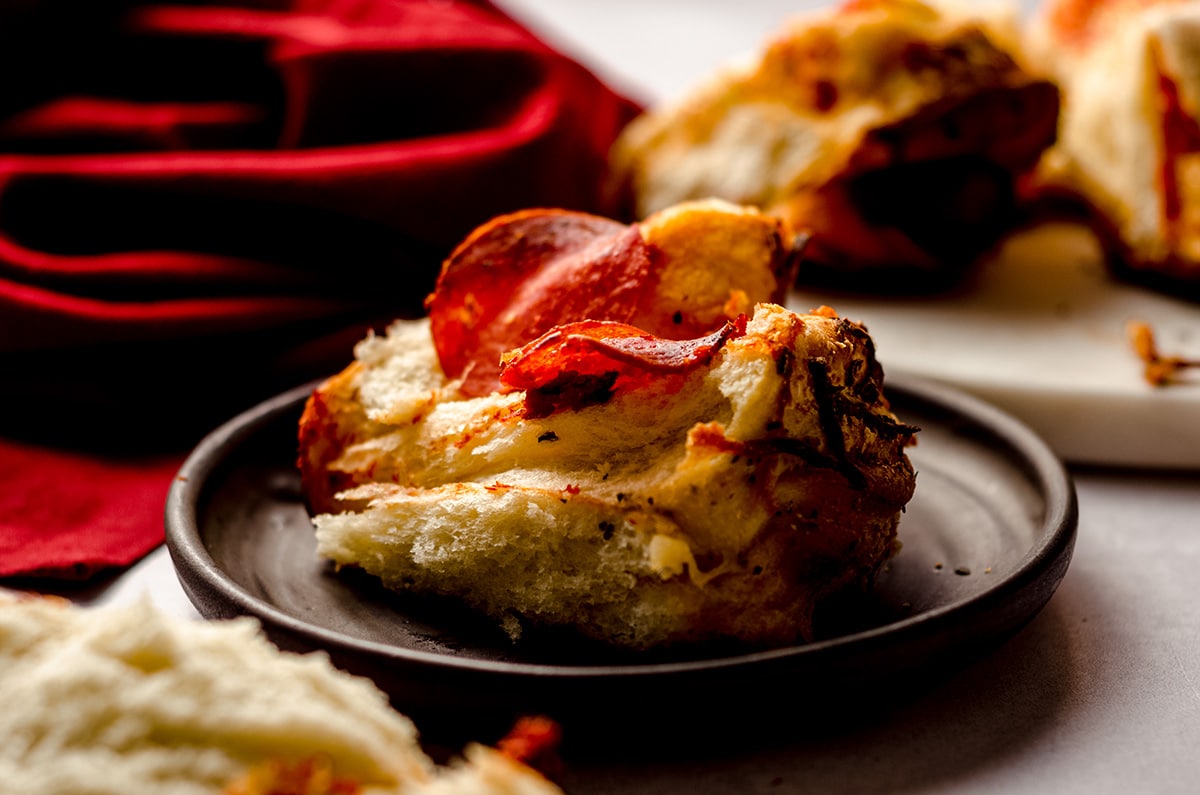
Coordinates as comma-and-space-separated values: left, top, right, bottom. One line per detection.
55, 2, 1200, 792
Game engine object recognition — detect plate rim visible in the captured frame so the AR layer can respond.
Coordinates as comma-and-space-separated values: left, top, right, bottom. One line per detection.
165, 373, 1078, 681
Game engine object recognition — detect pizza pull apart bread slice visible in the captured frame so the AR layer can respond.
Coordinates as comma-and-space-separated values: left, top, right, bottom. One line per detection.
1026, 0, 1200, 292
298, 201, 917, 652
609, 0, 1059, 287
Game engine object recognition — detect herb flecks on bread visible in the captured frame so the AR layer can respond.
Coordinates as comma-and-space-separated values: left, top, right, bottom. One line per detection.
298, 202, 916, 651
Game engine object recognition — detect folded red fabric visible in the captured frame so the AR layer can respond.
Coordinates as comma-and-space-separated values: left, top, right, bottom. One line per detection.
0, 0, 641, 579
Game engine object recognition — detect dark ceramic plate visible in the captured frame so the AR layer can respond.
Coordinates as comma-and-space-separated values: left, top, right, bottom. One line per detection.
166, 375, 1076, 744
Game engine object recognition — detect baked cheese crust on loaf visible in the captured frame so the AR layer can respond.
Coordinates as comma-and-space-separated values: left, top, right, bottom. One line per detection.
608, 0, 1058, 283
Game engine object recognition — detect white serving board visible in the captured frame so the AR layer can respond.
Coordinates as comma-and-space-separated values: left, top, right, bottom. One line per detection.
788, 223, 1200, 469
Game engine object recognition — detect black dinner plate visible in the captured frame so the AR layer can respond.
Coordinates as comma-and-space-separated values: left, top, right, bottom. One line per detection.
165, 374, 1076, 748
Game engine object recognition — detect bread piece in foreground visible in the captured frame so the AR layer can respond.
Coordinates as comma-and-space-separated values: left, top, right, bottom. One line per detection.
0, 592, 561, 795
609, 0, 1058, 285
302, 303, 917, 651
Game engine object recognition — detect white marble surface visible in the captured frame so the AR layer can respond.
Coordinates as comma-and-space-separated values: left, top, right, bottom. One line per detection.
39, 2, 1200, 793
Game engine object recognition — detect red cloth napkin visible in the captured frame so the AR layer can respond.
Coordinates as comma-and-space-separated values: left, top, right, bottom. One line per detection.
0, 0, 641, 579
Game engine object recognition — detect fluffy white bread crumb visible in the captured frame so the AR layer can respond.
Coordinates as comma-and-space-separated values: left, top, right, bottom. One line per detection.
0, 593, 560, 795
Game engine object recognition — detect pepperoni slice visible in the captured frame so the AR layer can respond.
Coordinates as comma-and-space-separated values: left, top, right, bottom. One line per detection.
499, 317, 746, 418
426, 209, 660, 396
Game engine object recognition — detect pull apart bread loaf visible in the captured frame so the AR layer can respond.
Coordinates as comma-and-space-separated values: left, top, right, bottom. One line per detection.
608, 0, 1059, 285
0, 591, 561, 795
298, 200, 917, 651
1025, 0, 1200, 290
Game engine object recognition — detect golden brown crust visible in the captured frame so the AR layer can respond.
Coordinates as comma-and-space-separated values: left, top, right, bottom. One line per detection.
298, 361, 369, 516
